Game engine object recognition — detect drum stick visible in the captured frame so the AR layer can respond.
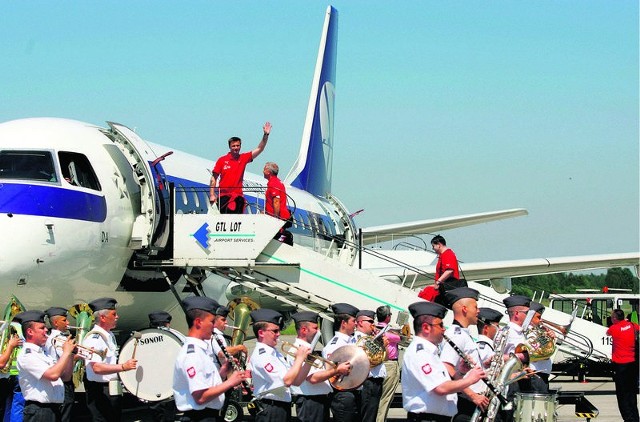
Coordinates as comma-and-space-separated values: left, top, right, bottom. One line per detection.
131, 331, 142, 360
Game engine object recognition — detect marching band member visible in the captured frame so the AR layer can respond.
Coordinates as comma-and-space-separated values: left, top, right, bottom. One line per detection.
288, 311, 350, 422
322, 303, 359, 422
439, 288, 489, 422
211, 306, 247, 370
375, 305, 401, 422
43, 307, 75, 422
148, 311, 178, 422
353, 310, 386, 422
475, 308, 504, 368
402, 301, 486, 422
173, 297, 248, 422
248, 309, 311, 421
148, 311, 172, 329
527, 301, 552, 392
500, 295, 533, 422
82, 297, 137, 422
15, 310, 75, 422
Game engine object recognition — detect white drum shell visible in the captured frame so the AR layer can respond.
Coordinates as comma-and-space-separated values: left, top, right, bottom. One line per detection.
118, 327, 184, 402
514, 392, 557, 422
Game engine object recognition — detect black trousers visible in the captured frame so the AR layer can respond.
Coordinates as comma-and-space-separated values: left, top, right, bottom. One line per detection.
83, 379, 121, 422
453, 394, 477, 422
613, 361, 639, 422
294, 395, 330, 422
330, 390, 360, 422
182, 407, 223, 422
219, 195, 245, 214
361, 378, 383, 422
256, 399, 291, 422
59, 380, 74, 422
23, 401, 61, 422
407, 412, 451, 422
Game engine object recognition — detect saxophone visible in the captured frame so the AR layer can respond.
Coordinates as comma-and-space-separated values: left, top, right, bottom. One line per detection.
470, 325, 522, 422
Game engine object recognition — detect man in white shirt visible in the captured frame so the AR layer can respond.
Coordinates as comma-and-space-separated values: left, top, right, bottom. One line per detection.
288, 311, 350, 422
82, 297, 137, 422
248, 309, 310, 421
322, 303, 359, 422
173, 296, 248, 421
15, 310, 75, 422
402, 301, 485, 422
43, 307, 75, 422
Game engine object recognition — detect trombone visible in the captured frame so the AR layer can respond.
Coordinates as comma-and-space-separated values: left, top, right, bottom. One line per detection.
51, 335, 107, 360
280, 342, 336, 369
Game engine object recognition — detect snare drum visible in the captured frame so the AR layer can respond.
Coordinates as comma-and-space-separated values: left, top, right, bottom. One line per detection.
118, 327, 184, 402
514, 392, 557, 422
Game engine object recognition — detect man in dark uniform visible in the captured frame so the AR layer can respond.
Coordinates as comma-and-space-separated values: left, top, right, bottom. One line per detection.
43, 307, 75, 422
322, 303, 359, 422
82, 297, 137, 422
288, 311, 350, 422
15, 310, 75, 422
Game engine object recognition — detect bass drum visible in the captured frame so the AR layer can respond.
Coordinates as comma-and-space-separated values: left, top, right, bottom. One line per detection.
514, 392, 557, 422
118, 327, 184, 402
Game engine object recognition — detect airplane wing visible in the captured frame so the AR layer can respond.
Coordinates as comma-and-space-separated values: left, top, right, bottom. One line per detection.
369, 252, 640, 289
360, 208, 528, 245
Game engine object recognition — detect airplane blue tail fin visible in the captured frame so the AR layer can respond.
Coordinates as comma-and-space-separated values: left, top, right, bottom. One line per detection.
284, 6, 338, 197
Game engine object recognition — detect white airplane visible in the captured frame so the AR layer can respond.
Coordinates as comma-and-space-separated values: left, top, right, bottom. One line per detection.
0, 6, 637, 337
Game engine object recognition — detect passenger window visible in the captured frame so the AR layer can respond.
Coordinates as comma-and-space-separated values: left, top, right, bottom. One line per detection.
58, 151, 101, 190
0, 150, 57, 182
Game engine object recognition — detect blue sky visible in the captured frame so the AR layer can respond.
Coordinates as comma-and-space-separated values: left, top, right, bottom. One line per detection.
1, 1, 638, 263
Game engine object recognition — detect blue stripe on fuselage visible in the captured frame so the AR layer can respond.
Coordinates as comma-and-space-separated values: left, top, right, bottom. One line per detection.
0, 183, 107, 222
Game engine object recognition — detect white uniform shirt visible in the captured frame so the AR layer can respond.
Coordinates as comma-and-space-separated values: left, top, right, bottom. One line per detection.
287, 338, 332, 396
353, 330, 387, 379
440, 324, 484, 394
402, 336, 457, 416
503, 321, 524, 357
173, 337, 224, 411
82, 325, 118, 382
249, 341, 291, 402
44, 329, 66, 360
17, 342, 64, 403
322, 331, 355, 360
476, 334, 495, 368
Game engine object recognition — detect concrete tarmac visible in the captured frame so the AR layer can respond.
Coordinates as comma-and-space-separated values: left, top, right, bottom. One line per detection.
120, 374, 633, 421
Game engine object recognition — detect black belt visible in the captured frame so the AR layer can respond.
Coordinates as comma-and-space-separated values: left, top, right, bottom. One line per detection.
183, 408, 222, 420
259, 398, 291, 408
407, 411, 451, 422
25, 400, 60, 409
367, 377, 384, 383
388, 358, 399, 361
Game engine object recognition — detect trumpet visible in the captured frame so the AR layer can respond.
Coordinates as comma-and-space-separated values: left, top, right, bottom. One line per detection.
51, 336, 107, 360
280, 342, 336, 369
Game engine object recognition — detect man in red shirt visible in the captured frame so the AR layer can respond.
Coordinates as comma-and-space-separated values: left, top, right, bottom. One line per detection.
209, 122, 271, 214
607, 309, 639, 422
263, 162, 293, 245
430, 235, 466, 307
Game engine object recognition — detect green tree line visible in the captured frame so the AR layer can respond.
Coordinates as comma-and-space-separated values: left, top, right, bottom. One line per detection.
510, 267, 639, 298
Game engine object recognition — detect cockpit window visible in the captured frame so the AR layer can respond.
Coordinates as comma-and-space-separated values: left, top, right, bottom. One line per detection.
0, 150, 58, 182
58, 151, 101, 191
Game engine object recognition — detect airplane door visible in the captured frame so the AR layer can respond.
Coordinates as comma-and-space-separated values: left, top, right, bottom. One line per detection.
105, 122, 169, 252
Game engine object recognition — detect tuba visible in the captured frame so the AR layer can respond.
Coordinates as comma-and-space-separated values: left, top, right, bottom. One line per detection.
0, 296, 25, 374
68, 303, 94, 387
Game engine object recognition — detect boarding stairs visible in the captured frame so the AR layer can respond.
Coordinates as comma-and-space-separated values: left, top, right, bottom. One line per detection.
170, 211, 424, 320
